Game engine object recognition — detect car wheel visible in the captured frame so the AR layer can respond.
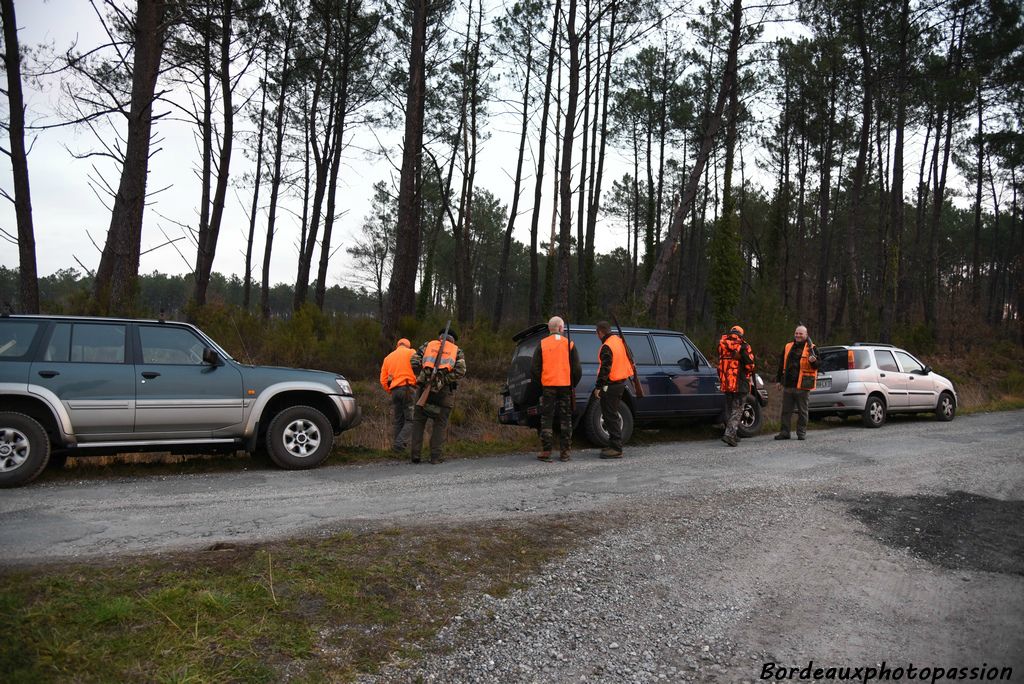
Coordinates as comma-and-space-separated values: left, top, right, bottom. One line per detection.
737, 396, 763, 437
265, 406, 334, 469
935, 392, 956, 422
0, 412, 51, 488
862, 396, 886, 428
583, 400, 634, 447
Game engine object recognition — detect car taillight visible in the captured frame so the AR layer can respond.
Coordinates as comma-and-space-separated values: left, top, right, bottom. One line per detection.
848, 350, 855, 369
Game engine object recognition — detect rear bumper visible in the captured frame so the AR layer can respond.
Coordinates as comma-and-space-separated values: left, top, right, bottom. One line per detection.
809, 391, 868, 412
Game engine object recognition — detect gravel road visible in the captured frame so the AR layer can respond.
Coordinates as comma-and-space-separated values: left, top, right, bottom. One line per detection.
2, 411, 1022, 682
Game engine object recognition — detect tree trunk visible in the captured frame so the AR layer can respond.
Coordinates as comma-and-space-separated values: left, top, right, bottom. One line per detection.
243, 48, 269, 310
260, 16, 295, 319
1, 0, 38, 313
194, 0, 234, 307
93, 0, 167, 316
556, 0, 580, 315
971, 85, 984, 305
881, 0, 908, 342
527, 0, 562, 322
641, 0, 741, 313
384, 0, 429, 337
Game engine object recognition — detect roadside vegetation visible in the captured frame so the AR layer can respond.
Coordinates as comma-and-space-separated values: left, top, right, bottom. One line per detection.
0, 519, 598, 683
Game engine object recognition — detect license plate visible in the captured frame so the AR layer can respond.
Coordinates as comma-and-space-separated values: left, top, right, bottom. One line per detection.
503, 395, 513, 411
816, 377, 832, 391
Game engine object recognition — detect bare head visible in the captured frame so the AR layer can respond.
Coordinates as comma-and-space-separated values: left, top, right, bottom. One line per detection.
794, 325, 808, 342
548, 316, 565, 334
596, 321, 612, 340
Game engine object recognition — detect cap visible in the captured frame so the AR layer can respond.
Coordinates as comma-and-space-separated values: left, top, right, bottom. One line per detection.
730, 325, 744, 336
440, 328, 458, 342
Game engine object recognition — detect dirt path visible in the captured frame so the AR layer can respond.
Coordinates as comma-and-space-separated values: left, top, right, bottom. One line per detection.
3, 411, 1022, 682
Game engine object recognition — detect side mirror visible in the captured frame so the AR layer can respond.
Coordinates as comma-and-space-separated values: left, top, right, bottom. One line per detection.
922, 366, 932, 375
202, 347, 222, 366
678, 357, 695, 372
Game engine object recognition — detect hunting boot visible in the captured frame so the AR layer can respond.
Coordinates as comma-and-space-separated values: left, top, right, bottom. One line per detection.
538, 450, 553, 462
559, 450, 570, 462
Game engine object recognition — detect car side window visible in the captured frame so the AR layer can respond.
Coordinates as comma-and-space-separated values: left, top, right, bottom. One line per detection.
652, 335, 690, 367
894, 351, 924, 374
570, 332, 600, 363
623, 334, 656, 365
139, 326, 207, 365
68, 324, 127, 364
44, 323, 71, 361
874, 349, 899, 372
0, 320, 42, 360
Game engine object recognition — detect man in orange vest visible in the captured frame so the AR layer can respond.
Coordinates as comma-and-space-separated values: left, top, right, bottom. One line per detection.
774, 324, 819, 440
530, 316, 582, 462
409, 328, 467, 464
380, 338, 417, 452
595, 320, 633, 459
716, 325, 755, 447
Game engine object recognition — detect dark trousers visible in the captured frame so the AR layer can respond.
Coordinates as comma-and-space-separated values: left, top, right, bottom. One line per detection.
779, 387, 809, 437
409, 389, 453, 462
600, 382, 626, 451
540, 387, 573, 452
723, 392, 744, 439
390, 385, 415, 451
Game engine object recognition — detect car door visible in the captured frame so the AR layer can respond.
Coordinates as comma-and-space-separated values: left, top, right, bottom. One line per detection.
873, 349, 907, 408
134, 324, 244, 436
29, 321, 136, 439
650, 334, 718, 416
894, 350, 936, 409
622, 333, 658, 415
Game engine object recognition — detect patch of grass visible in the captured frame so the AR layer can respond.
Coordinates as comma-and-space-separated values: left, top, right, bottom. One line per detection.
0, 520, 596, 683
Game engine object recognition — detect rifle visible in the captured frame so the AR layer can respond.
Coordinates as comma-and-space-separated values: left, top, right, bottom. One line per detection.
612, 314, 645, 398
416, 319, 452, 408
564, 321, 583, 431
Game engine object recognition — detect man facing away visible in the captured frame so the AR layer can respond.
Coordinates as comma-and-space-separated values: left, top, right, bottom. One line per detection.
594, 320, 633, 459
531, 316, 582, 462
774, 324, 819, 441
409, 328, 467, 464
379, 338, 417, 452
717, 325, 755, 447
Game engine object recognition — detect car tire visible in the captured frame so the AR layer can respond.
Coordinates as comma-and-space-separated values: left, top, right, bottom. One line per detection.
0, 412, 51, 488
265, 406, 334, 470
935, 392, 956, 422
737, 396, 763, 437
862, 396, 886, 428
584, 399, 634, 447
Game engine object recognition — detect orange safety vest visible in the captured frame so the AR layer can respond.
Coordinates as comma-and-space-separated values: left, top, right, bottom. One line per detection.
601, 334, 634, 383
783, 341, 818, 391
380, 344, 417, 392
717, 332, 754, 393
539, 334, 574, 387
422, 338, 459, 371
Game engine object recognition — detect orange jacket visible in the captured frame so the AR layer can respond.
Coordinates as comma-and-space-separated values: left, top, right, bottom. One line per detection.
717, 332, 755, 393
380, 341, 417, 393
599, 334, 634, 383
783, 341, 818, 391
539, 334, 574, 387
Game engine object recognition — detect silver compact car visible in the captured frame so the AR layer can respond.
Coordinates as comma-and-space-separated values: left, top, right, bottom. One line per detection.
809, 343, 957, 428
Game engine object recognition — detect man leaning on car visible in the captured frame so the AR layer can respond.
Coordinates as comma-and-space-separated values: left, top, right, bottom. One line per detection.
774, 325, 819, 441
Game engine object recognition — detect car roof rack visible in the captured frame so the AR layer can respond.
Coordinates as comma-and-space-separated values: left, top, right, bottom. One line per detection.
852, 342, 895, 347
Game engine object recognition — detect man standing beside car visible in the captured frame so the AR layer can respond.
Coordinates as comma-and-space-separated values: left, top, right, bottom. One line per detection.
774, 324, 818, 441
410, 328, 467, 464
595, 320, 632, 459
717, 325, 755, 447
531, 316, 582, 462
379, 338, 417, 452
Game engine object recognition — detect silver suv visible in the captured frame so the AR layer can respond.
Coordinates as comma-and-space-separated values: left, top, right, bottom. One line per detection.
809, 343, 957, 428
0, 314, 361, 487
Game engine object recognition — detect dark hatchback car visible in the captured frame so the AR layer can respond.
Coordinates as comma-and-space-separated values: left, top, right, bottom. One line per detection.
498, 324, 768, 446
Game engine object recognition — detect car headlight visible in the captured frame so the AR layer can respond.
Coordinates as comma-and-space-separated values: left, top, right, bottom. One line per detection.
335, 377, 353, 396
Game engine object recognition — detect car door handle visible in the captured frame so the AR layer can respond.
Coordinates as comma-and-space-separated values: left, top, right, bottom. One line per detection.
141, 371, 161, 379
908, 376, 915, 381
37, 370, 60, 378
879, 373, 886, 378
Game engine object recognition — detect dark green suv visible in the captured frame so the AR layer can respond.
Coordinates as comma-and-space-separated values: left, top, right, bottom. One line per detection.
0, 315, 361, 487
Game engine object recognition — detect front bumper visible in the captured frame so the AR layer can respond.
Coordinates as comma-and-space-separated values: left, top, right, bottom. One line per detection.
330, 395, 362, 431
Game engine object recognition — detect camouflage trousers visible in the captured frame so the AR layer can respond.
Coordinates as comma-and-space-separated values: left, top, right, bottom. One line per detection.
540, 387, 573, 452
723, 392, 745, 439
